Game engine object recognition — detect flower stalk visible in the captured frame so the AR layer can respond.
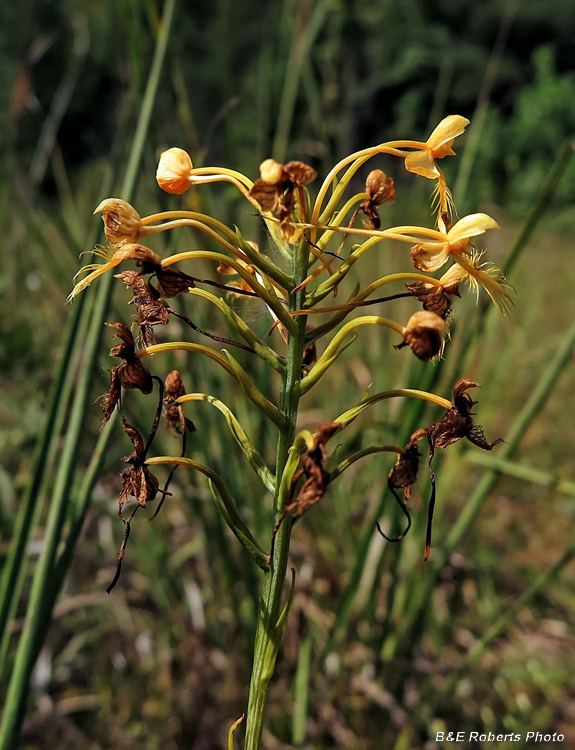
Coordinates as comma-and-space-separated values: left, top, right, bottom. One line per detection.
67, 115, 510, 748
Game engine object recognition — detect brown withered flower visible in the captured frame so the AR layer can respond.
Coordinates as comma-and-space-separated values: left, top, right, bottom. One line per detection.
101, 323, 153, 427
94, 199, 142, 245
358, 170, 396, 230
145, 370, 196, 524
268, 422, 344, 560
302, 326, 317, 377
289, 422, 343, 513
423, 379, 503, 560
106, 382, 167, 592
115, 271, 170, 346
377, 428, 429, 543
406, 282, 454, 319
138, 261, 196, 298
249, 158, 317, 242
116, 267, 255, 353
118, 417, 160, 515
406, 263, 465, 319
428, 379, 502, 453
395, 311, 446, 361
164, 370, 196, 435
388, 427, 429, 502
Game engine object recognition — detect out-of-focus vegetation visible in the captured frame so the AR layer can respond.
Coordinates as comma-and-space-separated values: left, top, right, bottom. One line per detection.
1, 1, 575, 749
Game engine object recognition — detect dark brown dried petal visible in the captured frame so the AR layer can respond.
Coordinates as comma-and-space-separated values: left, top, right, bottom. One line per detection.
359, 201, 382, 230
115, 271, 160, 305
293, 452, 329, 514
137, 300, 170, 327
118, 465, 159, 512
452, 379, 479, 413
122, 418, 145, 456
106, 322, 153, 393
428, 407, 471, 449
117, 416, 161, 513
117, 359, 154, 394
399, 326, 444, 362
314, 421, 344, 452
154, 267, 196, 298
249, 180, 280, 211
107, 322, 135, 358
407, 282, 452, 319
115, 269, 142, 289
428, 379, 501, 451
302, 340, 317, 376
388, 427, 429, 498
282, 161, 317, 187
101, 368, 122, 428
289, 421, 344, 515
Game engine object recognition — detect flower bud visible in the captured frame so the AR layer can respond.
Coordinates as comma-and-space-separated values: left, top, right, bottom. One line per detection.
94, 199, 142, 245
156, 147, 194, 194
401, 311, 446, 361
259, 158, 284, 185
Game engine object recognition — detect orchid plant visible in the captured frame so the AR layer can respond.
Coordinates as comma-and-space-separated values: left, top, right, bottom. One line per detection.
69, 114, 509, 748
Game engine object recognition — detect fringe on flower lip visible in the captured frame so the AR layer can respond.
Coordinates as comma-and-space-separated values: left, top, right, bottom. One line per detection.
67, 244, 162, 302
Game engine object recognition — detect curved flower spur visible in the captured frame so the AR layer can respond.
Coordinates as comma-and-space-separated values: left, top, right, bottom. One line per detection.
68, 115, 507, 749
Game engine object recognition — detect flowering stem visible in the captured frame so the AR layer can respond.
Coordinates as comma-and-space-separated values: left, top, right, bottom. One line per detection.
243, 239, 309, 750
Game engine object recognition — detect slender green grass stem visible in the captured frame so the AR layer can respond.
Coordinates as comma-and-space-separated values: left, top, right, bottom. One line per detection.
423, 539, 575, 706
243, 242, 308, 749
0, 3, 177, 748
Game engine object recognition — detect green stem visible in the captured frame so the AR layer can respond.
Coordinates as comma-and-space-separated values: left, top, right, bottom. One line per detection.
243, 239, 309, 749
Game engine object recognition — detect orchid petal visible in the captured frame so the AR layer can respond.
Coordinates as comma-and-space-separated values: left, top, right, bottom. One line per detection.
404, 151, 440, 179
410, 242, 450, 272
427, 115, 470, 151
447, 213, 500, 244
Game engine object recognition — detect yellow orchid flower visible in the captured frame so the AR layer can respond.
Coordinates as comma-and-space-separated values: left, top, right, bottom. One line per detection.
409, 213, 513, 314
404, 115, 470, 180
410, 213, 499, 272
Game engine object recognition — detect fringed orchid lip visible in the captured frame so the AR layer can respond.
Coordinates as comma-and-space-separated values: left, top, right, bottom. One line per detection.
67, 243, 162, 301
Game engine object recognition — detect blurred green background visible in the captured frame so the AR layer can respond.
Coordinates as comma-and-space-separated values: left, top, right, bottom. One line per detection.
1, 0, 575, 748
